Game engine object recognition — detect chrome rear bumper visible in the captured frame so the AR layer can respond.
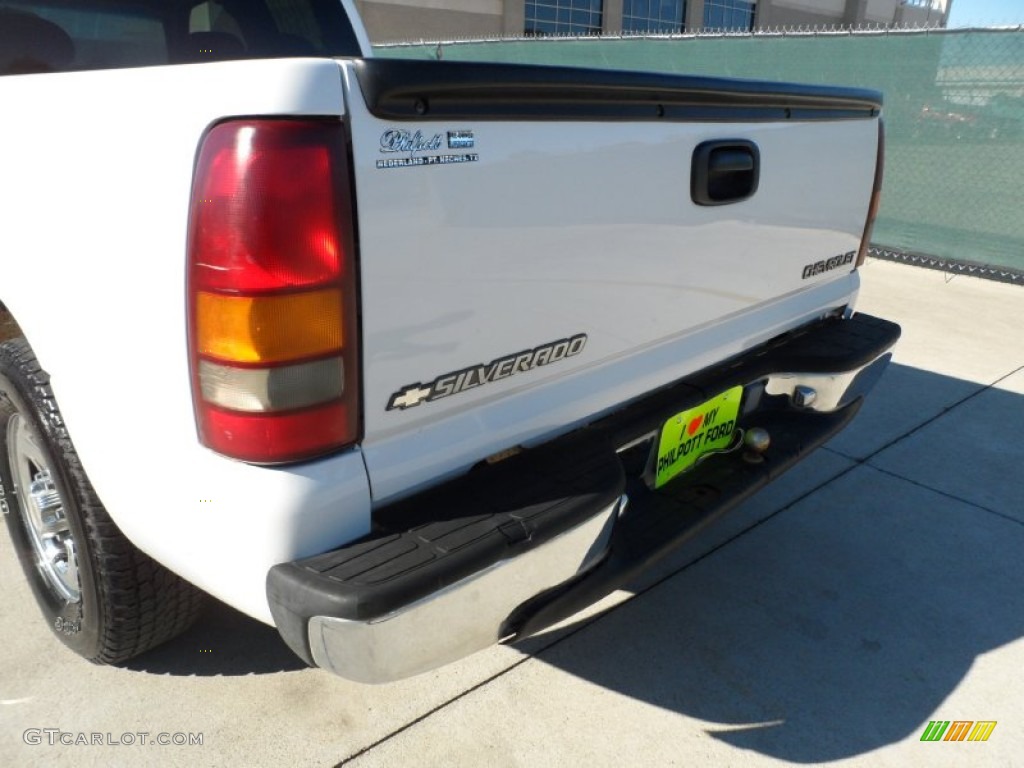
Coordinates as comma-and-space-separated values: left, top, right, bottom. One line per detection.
762, 352, 893, 413
308, 496, 623, 683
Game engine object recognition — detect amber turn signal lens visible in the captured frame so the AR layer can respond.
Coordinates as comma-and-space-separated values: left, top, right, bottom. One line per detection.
195, 289, 344, 365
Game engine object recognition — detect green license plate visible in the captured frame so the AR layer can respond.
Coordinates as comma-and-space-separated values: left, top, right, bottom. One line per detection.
654, 385, 743, 489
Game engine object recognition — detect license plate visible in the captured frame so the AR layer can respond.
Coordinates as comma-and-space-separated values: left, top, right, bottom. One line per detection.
654, 385, 743, 489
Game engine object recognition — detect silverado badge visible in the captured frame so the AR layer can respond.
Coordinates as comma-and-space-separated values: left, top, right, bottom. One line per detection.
387, 334, 587, 411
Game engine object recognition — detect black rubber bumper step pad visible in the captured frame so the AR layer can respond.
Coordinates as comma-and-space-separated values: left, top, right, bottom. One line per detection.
267, 428, 625, 661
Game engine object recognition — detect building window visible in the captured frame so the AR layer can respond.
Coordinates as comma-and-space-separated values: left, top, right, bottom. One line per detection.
622, 0, 686, 33
525, 0, 603, 36
703, 0, 755, 31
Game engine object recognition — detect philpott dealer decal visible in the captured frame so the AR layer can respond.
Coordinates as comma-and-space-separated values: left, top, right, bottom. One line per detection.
376, 129, 479, 170
387, 334, 587, 411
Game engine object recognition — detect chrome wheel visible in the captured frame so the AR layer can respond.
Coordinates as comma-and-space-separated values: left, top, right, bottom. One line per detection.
6, 413, 80, 603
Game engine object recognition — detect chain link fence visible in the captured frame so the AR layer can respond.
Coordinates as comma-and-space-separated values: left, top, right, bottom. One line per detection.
376, 29, 1024, 282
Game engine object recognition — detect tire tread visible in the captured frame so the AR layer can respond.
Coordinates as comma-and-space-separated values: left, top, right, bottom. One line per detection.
0, 338, 204, 664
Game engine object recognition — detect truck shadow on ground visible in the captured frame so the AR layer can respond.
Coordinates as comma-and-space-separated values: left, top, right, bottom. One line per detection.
516, 363, 1023, 762
123, 602, 307, 675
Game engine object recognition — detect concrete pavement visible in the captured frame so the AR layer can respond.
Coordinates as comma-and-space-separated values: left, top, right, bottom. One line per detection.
2, 258, 1022, 768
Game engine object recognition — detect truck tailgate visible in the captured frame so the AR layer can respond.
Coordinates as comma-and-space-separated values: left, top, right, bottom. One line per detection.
340, 60, 881, 501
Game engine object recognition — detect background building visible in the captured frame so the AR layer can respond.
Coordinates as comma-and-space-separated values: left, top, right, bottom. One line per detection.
355, 0, 952, 43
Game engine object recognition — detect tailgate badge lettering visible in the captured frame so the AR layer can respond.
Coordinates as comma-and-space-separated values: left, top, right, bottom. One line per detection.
387, 334, 588, 411
447, 130, 475, 149
379, 129, 442, 155
377, 129, 479, 170
802, 251, 856, 279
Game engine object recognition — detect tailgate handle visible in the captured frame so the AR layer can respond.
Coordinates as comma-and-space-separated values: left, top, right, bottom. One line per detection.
691, 140, 760, 206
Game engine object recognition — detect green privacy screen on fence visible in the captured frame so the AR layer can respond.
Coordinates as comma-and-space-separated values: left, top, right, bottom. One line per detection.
376, 30, 1024, 279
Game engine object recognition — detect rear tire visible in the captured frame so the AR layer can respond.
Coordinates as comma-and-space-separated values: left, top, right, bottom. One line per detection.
0, 338, 204, 663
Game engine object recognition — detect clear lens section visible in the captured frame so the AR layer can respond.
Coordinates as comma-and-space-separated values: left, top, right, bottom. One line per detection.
199, 357, 344, 413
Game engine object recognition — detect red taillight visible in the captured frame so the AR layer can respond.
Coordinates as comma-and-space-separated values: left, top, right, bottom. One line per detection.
856, 119, 885, 268
187, 120, 360, 463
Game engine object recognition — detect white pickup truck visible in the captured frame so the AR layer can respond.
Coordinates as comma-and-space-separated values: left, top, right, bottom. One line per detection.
0, 0, 898, 683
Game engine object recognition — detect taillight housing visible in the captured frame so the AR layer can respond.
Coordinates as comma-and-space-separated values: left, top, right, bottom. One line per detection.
187, 119, 360, 463
856, 119, 885, 268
